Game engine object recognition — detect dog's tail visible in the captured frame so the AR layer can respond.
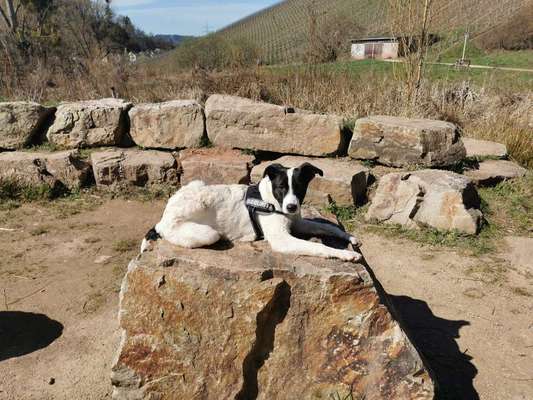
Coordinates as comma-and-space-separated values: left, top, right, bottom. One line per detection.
140, 226, 161, 253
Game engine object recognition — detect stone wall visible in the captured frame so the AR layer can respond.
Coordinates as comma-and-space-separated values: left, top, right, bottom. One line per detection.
0, 95, 525, 234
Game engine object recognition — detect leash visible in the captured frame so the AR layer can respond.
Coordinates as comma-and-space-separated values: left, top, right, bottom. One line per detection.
245, 185, 285, 240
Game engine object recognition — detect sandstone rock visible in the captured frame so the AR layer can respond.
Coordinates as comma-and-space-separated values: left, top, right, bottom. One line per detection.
251, 156, 369, 206
47, 99, 132, 149
464, 159, 526, 186
0, 151, 91, 190
462, 137, 507, 159
348, 116, 466, 167
179, 148, 254, 185
0, 102, 55, 150
112, 239, 434, 400
366, 170, 482, 234
91, 149, 178, 188
206, 95, 344, 156
129, 100, 205, 150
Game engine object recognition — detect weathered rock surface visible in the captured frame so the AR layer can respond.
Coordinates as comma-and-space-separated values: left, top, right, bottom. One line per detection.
0, 102, 54, 150
251, 156, 369, 206
47, 99, 132, 149
464, 159, 526, 186
129, 100, 205, 150
0, 150, 91, 189
206, 95, 344, 156
112, 239, 434, 400
179, 148, 254, 185
91, 149, 178, 188
366, 170, 482, 234
348, 116, 466, 167
462, 137, 507, 159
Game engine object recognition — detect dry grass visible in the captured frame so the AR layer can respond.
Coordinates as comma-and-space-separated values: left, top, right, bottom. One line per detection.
2, 57, 531, 168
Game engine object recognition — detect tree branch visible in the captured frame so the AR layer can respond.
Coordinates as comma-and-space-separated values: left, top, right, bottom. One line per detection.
0, 5, 12, 29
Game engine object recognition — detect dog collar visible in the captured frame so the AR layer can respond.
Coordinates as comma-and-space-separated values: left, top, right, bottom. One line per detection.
245, 185, 284, 240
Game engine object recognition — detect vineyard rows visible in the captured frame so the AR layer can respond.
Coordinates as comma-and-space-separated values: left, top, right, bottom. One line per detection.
215, 0, 531, 64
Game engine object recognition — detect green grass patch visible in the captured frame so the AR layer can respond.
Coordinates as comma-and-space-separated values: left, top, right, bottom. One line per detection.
0, 178, 63, 203
112, 239, 138, 253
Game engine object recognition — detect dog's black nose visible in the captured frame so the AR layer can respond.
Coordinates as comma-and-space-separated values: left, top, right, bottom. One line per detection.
286, 204, 298, 213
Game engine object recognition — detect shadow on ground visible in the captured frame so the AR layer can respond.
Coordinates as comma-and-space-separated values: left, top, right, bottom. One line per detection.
363, 258, 479, 400
388, 295, 479, 400
0, 311, 63, 362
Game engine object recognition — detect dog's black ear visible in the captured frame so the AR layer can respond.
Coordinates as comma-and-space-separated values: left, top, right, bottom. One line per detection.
299, 163, 323, 183
263, 163, 285, 180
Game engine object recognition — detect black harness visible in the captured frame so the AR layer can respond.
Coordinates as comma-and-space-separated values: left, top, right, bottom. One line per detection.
245, 185, 284, 241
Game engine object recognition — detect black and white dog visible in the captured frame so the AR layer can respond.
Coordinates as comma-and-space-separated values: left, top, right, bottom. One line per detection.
141, 163, 362, 262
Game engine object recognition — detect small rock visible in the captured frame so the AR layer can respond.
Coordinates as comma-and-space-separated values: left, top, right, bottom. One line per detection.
179, 148, 254, 185
129, 100, 205, 150
205, 95, 343, 156
94, 255, 113, 264
47, 98, 132, 149
251, 156, 369, 206
48, 378, 55, 385
366, 169, 482, 234
0, 102, 55, 150
462, 137, 507, 159
464, 159, 526, 186
91, 149, 179, 188
348, 115, 466, 167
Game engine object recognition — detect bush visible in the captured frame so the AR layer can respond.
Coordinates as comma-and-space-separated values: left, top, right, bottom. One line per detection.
172, 35, 261, 71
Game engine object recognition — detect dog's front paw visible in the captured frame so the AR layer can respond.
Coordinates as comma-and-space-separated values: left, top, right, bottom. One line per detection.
349, 235, 362, 248
337, 249, 362, 262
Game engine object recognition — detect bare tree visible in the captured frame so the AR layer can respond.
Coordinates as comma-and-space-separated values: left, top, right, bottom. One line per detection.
388, 0, 435, 107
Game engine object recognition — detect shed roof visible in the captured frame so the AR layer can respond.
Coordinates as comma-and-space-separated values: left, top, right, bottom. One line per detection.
350, 37, 398, 43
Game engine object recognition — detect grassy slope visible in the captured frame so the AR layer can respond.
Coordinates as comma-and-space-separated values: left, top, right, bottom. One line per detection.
216, 0, 532, 64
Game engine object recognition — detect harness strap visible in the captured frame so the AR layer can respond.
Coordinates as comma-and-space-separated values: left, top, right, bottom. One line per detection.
245, 185, 284, 241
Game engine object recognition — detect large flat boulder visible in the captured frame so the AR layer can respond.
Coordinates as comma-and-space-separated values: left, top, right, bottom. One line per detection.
47, 99, 132, 149
0, 102, 54, 150
462, 137, 507, 159
91, 149, 178, 188
179, 148, 254, 185
129, 100, 205, 150
112, 239, 434, 400
464, 159, 526, 186
206, 95, 344, 156
348, 116, 466, 167
0, 150, 91, 190
251, 156, 369, 206
366, 170, 482, 234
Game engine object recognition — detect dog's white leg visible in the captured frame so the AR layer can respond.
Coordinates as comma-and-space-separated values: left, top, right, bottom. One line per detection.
165, 222, 221, 249
291, 219, 361, 247
267, 232, 361, 262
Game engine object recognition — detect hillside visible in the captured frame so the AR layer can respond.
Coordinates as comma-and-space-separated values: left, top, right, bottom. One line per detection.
216, 0, 533, 64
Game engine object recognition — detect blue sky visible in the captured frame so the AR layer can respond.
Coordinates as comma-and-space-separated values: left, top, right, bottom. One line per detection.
111, 0, 280, 36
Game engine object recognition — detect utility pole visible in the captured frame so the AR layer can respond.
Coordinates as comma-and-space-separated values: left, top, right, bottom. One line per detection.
204, 21, 210, 35
461, 31, 469, 61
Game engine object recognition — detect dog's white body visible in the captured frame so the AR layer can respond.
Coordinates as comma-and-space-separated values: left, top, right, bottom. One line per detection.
144, 167, 362, 262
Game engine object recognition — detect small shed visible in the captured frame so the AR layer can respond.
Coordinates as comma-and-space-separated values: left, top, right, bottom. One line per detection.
350, 37, 400, 60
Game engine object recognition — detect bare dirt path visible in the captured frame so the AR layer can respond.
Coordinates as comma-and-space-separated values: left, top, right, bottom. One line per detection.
0, 198, 532, 399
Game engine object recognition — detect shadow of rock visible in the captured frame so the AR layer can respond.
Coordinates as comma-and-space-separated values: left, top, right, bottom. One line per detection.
387, 295, 479, 400
361, 259, 478, 399
0, 311, 63, 362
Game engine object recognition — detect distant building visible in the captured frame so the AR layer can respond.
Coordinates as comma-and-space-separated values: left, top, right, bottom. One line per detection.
350, 37, 400, 60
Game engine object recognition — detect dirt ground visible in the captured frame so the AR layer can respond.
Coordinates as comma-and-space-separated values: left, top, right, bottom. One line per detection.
0, 197, 532, 400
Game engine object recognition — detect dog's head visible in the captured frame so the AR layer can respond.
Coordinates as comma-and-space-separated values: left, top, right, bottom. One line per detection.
261, 162, 323, 215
